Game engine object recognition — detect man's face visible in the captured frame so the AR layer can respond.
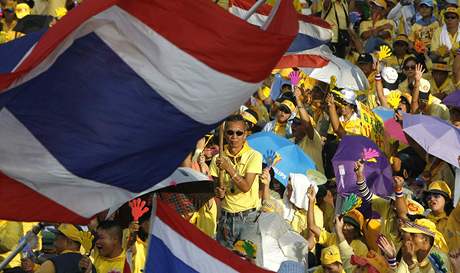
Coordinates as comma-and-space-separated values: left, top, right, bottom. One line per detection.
358, 63, 372, 76
96, 229, 119, 257
426, 192, 446, 213
445, 12, 459, 29
225, 121, 246, 150
323, 262, 343, 273
410, 233, 428, 251
419, 4, 432, 17
393, 42, 408, 56
432, 70, 448, 86
291, 119, 307, 140
276, 106, 291, 123
53, 234, 67, 254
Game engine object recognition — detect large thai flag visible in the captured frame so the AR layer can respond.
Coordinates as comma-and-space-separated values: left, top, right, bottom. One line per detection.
145, 199, 272, 273
0, 0, 297, 223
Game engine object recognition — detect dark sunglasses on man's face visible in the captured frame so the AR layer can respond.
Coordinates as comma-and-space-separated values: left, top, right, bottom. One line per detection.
445, 15, 458, 20
279, 106, 291, 114
226, 130, 244, 136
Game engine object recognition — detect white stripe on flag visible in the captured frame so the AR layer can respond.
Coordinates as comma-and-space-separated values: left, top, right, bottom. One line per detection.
152, 217, 239, 273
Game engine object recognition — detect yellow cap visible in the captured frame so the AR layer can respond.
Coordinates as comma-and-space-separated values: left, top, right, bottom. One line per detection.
406, 198, 425, 215
57, 224, 81, 242
321, 245, 342, 265
55, 7, 68, 19
280, 100, 296, 113
15, 3, 30, 19
444, 7, 460, 17
394, 34, 409, 44
402, 219, 448, 252
370, 0, 387, 9
241, 110, 257, 125
257, 86, 271, 100
432, 62, 451, 72
427, 181, 452, 199
279, 68, 293, 79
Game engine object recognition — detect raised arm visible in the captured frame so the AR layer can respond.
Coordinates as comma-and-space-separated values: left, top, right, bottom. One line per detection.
410, 63, 425, 113
307, 185, 322, 239
294, 86, 314, 140
326, 93, 346, 138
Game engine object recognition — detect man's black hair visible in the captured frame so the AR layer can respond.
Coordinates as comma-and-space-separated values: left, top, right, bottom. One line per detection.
97, 220, 123, 242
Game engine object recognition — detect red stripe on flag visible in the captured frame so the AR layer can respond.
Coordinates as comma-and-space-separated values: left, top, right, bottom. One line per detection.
0, 172, 90, 224
118, 0, 297, 83
230, 0, 273, 16
155, 200, 272, 273
275, 54, 329, 69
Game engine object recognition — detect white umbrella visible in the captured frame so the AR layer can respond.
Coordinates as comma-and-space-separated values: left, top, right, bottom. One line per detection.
297, 45, 369, 91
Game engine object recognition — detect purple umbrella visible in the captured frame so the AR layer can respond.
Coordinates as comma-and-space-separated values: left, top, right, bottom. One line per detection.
403, 113, 460, 168
443, 90, 460, 108
332, 135, 393, 198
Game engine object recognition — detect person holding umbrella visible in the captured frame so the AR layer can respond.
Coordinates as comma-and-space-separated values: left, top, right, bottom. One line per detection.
326, 90, 361, 138
262, 98, 296, 138
209, 114, 263, 249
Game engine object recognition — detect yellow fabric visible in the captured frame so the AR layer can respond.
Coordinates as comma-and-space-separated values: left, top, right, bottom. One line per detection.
249, 99, 269, 124
210, 142, 262, 213
297, 130, 324, 173
427, 212, 448, 236
280, 100, 296, 113
427, 97, 451, 120
401, 219, 448, 253
322, 0, 348, 43
339, 113, 362, 136
431, 27, 459, 53
396, 248, 451, 273
319, 203, 335, 232
15, 3, 31, 19
409, 21, 440, 48
427, 180, 452, 199
318, 230, 369, 257
385, 54, 411, 72
273, 121, 288, 137
363, 219, 381, 252
288, 205, 324, 238
47, 0, 66, 17
93, 250, 127, 273
359, 19, 396, 45
430, 77, 455, 96
133, 239, 147, 273
345, 51, 360, 65
193, 199, 218, 238
34, 260, 56, 273
444, 201, 460, 252
0, 221, 22, 268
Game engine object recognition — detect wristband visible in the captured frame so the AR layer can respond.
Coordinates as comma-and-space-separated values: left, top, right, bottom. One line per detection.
375, 73, 382, 81
356, 179, 366, 185
387, 257, 397, 268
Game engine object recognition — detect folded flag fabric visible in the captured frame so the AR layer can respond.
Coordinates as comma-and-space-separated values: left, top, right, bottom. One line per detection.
145, 199, 272, 273
0, 0, 297, 223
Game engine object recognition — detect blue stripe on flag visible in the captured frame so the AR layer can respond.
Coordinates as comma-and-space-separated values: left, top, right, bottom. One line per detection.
0, 32, 214, 192
287, 33, 326, 53
0, 31, 44, 73
145, 236, 199, 273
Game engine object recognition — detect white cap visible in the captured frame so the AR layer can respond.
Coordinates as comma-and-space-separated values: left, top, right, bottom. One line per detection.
419, 78, 431, 94
382, 67, 398, 84
341, 89, 357, 105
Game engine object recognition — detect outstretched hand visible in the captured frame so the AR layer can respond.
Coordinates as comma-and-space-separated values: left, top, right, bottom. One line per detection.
129, 198, 150, 222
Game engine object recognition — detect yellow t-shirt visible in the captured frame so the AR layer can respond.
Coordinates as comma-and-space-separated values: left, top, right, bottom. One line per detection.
287, 205, 324, 238
47, 0, 66, 17
339, 113, 362, 136
430, 77, 455, 96
359, 19, 396, 44
410, 21, 440, 48
322, 0, 348, 43
444, 201, 460, 252
0, 221, 23, 268
431, 27, 460, 53
210, 143, 262, 213
133, 239, 147, 273
297, 130, 324, 173
93, 251, 127, 273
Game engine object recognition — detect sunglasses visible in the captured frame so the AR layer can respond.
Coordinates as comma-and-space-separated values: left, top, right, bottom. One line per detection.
404, 65, 416, 70
445, 15, 458, 20
226, 130, 244, 136
426, 193, 443, 200
4, 8, 14, 12
279, 106, 291, 114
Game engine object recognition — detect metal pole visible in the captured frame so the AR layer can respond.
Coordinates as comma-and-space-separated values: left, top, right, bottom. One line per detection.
242, 0, 267, 21
0, 223, 43, 270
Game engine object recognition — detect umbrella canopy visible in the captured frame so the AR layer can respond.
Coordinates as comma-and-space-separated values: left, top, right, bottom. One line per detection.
403, 113, 460, 168
384, 118, 408, 144
443, 90, 460, 108
372, 106, 394, 122
299, 45, 369, 91
332, 135, 393, 197
247, 132, 316, 186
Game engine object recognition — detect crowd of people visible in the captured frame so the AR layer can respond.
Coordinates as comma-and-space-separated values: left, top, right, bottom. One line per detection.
1, 0, 460, 273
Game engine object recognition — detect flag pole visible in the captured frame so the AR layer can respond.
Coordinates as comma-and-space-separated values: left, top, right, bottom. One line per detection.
218, 123, 225, 188
243, 0, 267, 20
0, 223, 43, 271
261, 0, 281, 30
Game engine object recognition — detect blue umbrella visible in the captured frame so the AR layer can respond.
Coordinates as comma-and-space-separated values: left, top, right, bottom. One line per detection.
372, 106, 394, 122
247, 132, 316, 186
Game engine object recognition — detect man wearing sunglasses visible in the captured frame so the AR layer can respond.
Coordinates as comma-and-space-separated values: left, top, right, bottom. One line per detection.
431, 6, 460, 54
209, 114, 263, 251
262, 98, 296, 138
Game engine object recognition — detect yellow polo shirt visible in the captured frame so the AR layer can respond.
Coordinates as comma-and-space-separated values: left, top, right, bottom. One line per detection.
210, 143, 262, 213
410, 21, 440, 48
189, 199, 218, 238
133, 239, 147, 273
431, 27, 459, 53
296, 130, 324, 173
318, 230, 369, 257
